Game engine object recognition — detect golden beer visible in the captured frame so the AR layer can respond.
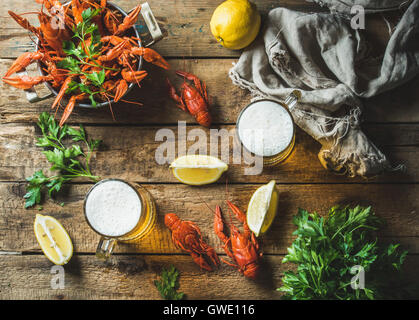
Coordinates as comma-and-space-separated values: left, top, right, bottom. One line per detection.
84, 179, 157, 259
236, 91, 300, 167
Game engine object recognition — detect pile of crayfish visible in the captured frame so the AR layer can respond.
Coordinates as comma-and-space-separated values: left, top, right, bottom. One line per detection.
165, 200, 262, 279
2, 0, 169, 126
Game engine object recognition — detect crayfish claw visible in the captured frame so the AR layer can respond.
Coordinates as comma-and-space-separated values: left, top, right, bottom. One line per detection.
132, 47, 170, 70
114, 79, 128, 102
166, 78, 187, 112
115, 4, 142, 36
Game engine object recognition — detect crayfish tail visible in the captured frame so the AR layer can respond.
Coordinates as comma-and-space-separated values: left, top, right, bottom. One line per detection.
190, 252, 212, 271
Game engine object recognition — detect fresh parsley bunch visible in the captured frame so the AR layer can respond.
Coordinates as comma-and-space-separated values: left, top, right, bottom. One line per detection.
24, 112, 101, 208
57, 8, 117, 106
278, 206, 410, 300
154, 265, 185, 300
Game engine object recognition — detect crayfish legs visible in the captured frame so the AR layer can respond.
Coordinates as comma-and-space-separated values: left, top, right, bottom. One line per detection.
100, 36, 170, 70
121, 68, 147, 84
166, 71, 211, 127
165, 213, 220, 271
214, 202, 262, 279
36, 0, 75, 28
38, 13, 71, 55
8, 11, 41, 37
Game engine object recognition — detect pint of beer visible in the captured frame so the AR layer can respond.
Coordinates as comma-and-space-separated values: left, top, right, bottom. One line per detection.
84, 179, 157, 259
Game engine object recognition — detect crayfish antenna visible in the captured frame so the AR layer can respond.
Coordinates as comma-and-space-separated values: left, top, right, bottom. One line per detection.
118, 99, 143, 106
224, 178, 234, 226
197, 192, 216, 215
103, 93, 116, 122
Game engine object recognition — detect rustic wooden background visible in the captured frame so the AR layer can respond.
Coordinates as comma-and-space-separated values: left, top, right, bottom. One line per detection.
0, 0, 418, 299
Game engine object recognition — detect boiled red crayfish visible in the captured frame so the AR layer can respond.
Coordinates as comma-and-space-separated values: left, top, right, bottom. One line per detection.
214, 201, 262, 279
165, 213, 220, 271
166, 71, 211, 127
2, 1, 169, 126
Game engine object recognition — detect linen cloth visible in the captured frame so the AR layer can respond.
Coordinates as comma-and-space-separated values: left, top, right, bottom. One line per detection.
229, 0, 419, 177
308, 0, 412, 14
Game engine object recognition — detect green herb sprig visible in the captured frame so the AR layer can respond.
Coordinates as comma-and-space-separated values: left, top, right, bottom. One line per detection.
24, 112, 101, 208
57, 8, 117, 107
154, 265, 185, 300
278, 206, 411, 300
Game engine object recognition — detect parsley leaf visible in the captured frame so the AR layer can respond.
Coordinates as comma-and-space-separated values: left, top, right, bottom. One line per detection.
57, 57, 81, 74
24, 170, 48, 208
278, 206, 412, 300
154, 265, 185, 300
86, 70, 106, 87
81, 7, 101, 22
24, 112, 101, 208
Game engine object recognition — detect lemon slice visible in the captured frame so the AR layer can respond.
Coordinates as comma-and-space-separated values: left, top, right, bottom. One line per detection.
34, 214, 73, 265
247, 180, 278, 236
170, 155, 228, 185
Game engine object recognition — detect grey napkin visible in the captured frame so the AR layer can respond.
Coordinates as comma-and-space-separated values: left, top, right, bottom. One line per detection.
229, 0, 419, 178
308, 0, 412, 14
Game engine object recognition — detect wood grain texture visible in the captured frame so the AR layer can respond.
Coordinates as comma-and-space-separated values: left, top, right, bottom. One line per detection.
0, 124, 418, 184
1, 59, 418, 125
0, 0, 418, 300
1, 254, 418, 300
1, 182, 418, 254
0, 0, 404, 58
0, 254, 288, 300
0, 0, 322, 59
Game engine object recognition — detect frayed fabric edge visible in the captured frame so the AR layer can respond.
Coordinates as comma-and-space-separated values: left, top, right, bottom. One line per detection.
229, 66, 406, 178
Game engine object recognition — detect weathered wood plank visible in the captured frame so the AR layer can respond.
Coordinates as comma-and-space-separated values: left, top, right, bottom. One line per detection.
0, 0, 323, 59
1, 183, 418, 254
0, 0, 404, 58
364, 76, 419, 123
1, 59, 418, 125
0, 254, 418, 300
0, 254, 287, 300
0, 123, 418, 183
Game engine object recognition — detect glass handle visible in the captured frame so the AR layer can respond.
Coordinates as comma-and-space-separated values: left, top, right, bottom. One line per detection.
284, 90, 301, 111
96, 237, 117, 259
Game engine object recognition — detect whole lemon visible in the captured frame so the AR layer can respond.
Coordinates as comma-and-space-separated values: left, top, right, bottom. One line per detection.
210, 0, 261, 50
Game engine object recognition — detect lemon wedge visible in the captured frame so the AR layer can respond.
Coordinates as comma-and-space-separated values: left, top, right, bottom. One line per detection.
247, 180, 279, 236
170, 155, 228, 185
34, 214, 73, 265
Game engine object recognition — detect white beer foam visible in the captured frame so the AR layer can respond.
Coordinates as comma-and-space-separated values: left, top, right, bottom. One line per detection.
238, 100, 294, 157
85, 180, 142, 237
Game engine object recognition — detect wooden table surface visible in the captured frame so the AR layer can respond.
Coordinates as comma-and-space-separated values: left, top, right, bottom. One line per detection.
0, 0, 418, 300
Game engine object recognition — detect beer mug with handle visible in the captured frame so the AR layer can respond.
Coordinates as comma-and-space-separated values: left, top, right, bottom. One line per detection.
84, 179, 157, 259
